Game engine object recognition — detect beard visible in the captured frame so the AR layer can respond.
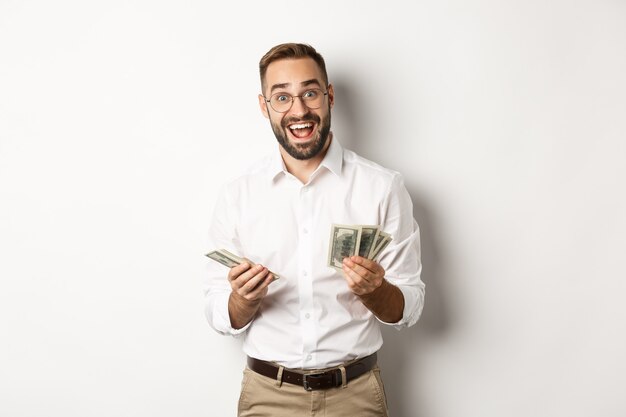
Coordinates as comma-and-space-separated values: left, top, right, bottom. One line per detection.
270, 111, 332, 161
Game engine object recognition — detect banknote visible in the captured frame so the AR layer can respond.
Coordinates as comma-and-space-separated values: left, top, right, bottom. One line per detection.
358, 225, 380, 258
205, 249, 243, 268
368, 231, 392, 260
328, 224, 362, 270
205, 249, 280, 280
368, 231, 386, 258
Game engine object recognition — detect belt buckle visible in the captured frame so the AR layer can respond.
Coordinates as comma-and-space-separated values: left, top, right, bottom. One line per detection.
303, 372, 325, 391
303, 373, 318, 391
303, 370, 340, 391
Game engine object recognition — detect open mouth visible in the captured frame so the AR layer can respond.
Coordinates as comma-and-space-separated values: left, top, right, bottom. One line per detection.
287, 122, 316, 140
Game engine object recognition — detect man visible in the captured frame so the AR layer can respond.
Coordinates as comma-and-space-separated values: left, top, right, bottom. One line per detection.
204, 43, 424, 417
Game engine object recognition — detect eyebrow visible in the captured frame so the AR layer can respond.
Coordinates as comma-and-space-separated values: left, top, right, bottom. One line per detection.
269, 79, 323, 93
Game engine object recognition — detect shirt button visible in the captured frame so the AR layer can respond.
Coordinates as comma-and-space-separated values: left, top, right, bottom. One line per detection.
306, 354, 312, 361
303, 228, 308, 234
305, 313, 310, 319
303, 271, 308, 276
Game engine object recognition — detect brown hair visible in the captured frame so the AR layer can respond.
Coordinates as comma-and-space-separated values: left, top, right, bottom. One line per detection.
259, 43, 328, 93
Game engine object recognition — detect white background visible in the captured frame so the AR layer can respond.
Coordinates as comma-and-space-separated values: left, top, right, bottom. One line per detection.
1, 1, 625, 416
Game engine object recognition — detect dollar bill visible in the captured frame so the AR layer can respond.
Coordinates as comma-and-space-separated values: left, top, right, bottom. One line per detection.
328, 224, 362, 269
367, 231, 386, 259
368, 231, 392, 260
206, 249, 243, 268
205, 249, 280, 280
358, 225, 380, 258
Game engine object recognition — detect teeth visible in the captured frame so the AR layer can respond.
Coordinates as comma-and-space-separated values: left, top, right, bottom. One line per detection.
289, 123, 313, 130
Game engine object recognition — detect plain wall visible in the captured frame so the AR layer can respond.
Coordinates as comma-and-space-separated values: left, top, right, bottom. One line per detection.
1, 1, 625, 416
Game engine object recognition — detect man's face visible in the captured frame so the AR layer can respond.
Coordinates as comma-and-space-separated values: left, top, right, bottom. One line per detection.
259, 58, 334, 161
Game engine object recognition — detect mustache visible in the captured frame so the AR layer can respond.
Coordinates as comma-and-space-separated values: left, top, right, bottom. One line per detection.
281, 113, 320, 128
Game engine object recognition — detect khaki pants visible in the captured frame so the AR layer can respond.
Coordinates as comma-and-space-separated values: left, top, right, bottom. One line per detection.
238, 365, 390, 417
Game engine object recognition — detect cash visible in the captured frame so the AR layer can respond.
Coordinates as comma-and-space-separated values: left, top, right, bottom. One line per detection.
369, 230, 392, 260
327, 224, 392, 270
205, 249, 280, 280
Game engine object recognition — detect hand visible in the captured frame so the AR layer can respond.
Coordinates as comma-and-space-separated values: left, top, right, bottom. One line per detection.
342, 256, 386, 296
228, 262, 274, 302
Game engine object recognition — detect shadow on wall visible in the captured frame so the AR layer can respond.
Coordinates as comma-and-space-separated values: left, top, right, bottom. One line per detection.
380, 194, 451, 417
333, 78, 452, 417
328, 79, 360, 152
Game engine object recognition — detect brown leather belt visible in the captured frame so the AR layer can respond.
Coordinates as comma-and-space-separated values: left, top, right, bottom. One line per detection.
247, 353, 377, 391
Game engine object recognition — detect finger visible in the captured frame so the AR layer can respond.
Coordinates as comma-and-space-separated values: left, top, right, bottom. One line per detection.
341, 265, 357, 285
350, 256, 384, 275
246, 285, 268, 301
245, 272, 274, 299
343, 258, 375, 283
230, 264, 263, 290
240, 267, 269, 293
342, 261, 368, 284
228, 262, 252, 280
341, 265, 367, 295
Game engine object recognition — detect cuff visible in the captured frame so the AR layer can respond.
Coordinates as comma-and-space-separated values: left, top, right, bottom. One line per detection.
375, 284, 417, 329
214, 291, 253, 337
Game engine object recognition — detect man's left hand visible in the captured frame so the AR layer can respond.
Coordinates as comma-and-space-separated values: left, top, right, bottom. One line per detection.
342, 256, 385, 296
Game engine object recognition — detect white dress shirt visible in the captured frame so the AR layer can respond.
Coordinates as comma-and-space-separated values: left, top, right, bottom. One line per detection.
203, 137, 424, 369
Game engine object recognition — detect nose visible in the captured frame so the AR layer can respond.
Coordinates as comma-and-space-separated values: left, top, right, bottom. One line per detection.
289, 95, 308, 116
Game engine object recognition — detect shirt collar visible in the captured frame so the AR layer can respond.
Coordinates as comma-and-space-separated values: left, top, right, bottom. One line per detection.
268, 135, 344, 183
318, 135, 343, 177
268, 146, 288, 182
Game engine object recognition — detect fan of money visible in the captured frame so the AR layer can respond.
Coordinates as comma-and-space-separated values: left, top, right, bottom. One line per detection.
327, 224, 392, 270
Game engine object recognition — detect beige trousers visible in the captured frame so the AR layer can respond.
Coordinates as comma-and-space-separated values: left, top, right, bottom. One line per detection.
237, 365, 390, 417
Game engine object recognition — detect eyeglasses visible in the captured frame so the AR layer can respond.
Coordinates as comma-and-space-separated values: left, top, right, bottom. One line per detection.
264, 88, 328, 113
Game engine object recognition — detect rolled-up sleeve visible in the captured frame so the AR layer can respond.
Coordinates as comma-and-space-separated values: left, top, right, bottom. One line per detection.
377, 173, 425, 329
202, 186, 252, 337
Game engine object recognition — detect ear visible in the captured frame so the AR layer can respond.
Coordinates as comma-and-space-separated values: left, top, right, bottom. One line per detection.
327, 83, 335, 109
258, 94, 270, 119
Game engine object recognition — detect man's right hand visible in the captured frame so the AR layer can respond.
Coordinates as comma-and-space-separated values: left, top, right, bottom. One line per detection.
228, 262, 274, 301
227, 262, 274, 329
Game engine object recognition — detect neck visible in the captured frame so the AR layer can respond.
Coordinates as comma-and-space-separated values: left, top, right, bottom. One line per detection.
280, 133, 333, 184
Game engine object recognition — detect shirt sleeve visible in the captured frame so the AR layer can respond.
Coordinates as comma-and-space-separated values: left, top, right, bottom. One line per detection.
202, 185, 252, 337
376, 173, 425, 329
